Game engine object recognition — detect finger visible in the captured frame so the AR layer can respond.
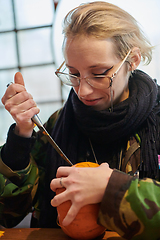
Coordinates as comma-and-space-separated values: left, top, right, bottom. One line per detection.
50, 178, 65, 192
1, 81, 26, 105
15, 106, 40, 122
50, 189, 69, 207
99, 162, 109, 168
9, 98, 38, 116
6, 91, 33, 108
14, 72, 25, 86
56, 166, 72, 178
4, 91, 34, 111
62, 204, 81, 226
13, 92, 34, 107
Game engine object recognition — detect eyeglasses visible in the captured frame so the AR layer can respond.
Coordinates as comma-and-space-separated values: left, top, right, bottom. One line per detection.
55, 49, 131, 89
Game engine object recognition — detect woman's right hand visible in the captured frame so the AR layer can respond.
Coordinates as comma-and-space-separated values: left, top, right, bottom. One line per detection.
1, 72, 40, 137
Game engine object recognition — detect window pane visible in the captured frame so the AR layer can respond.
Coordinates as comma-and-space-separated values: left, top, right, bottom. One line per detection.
62, 85, 71, 102
21, 65, 61, 102
18, 28, 53, 66
37, 102, 62, 125
15, 0, 54, 29
0, 0, 14, 31
0, 32, 18, 68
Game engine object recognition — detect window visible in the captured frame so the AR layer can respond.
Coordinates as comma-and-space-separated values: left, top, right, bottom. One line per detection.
0, 0, 63, 144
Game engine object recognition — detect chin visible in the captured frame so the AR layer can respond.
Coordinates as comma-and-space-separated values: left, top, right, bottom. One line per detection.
92, 104, 110, 111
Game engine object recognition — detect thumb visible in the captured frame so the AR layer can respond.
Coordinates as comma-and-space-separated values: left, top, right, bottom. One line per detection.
14, 72, 25, 86
62, 204, 80, 226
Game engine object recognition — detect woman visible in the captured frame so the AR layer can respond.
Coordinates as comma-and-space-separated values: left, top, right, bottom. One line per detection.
1, 1, 160, 239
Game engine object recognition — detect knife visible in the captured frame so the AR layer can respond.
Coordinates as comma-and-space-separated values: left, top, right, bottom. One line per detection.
32, 115, 73, 166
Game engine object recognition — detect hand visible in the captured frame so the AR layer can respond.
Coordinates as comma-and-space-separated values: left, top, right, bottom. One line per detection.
50, 163, 113, 226
1, 72, 40, 137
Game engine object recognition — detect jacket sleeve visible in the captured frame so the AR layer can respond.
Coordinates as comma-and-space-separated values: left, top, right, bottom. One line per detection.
98, 170, 160, 240
0, 155, 39, 228
0, 110, 61, 228
0, 124, 39, 228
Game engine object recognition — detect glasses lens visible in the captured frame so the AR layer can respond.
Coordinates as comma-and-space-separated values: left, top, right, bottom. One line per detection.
88, 76, 111, 89
57, 73, 79, 87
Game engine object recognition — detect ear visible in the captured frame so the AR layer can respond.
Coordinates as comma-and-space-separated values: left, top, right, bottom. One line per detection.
129, 47, 141, 71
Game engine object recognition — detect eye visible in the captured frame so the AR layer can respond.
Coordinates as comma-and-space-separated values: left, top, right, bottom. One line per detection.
69, 72, 80, 78
66, 66, 80, 77
93, 66, 113, 76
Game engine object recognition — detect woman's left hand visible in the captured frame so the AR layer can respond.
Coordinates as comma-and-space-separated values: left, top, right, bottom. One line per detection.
50, 163, 113, 226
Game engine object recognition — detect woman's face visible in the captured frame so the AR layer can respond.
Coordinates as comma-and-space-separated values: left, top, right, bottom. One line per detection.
64, 36, 130, 111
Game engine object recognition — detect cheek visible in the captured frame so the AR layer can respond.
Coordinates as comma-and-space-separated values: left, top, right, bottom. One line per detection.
111, 76, 129, 103
99, 88, 111, 97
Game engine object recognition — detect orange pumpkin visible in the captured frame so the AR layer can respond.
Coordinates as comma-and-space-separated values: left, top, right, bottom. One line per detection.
56, 162, 106, 240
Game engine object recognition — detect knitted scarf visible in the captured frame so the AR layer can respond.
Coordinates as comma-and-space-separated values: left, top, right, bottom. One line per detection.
40, 70, 160, 227
50, 70, 160, 176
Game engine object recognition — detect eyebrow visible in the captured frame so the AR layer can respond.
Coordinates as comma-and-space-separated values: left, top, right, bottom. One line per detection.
89, 64, 111, 68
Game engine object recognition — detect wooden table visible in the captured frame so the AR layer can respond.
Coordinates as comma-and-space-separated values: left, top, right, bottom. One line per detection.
0, 228, 124, 240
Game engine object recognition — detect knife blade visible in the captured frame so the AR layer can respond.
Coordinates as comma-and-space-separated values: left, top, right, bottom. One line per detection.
32, 115, 73, 166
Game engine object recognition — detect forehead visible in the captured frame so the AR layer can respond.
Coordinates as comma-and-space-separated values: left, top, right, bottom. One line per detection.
63, 36, 118, 66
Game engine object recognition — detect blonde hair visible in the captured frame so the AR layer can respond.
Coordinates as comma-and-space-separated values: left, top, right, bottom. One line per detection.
62, 1, 152, 64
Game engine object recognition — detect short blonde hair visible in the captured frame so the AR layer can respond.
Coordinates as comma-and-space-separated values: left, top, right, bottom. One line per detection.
62, 1, 152, 64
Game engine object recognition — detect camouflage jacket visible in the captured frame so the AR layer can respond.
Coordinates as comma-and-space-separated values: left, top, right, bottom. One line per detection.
0, 110, 160, 239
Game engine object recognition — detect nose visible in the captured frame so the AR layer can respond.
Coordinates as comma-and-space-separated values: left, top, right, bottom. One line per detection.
76, 78, 94, 97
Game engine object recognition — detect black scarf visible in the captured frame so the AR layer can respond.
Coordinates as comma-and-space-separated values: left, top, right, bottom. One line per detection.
51, 70, 160, 174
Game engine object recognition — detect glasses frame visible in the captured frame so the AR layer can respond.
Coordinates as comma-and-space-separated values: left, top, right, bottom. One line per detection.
55, 49, 131, 89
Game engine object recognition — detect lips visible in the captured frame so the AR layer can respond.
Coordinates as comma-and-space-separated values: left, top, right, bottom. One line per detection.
81, 98, 102, 106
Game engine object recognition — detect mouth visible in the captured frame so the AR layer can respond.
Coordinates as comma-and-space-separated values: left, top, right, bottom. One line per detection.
81, 97, 102, 106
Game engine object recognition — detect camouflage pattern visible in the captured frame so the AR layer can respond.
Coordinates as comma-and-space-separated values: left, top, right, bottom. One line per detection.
0, 156, 39, 227
0, 110, 60, 228
0, 109, 160, 239
98, 135, 160, 239
98, 171, 160, 240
